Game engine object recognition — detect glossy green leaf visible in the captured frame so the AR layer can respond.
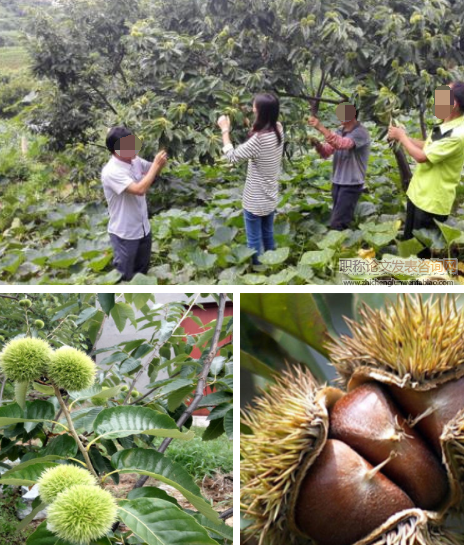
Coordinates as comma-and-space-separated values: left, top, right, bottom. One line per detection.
203, 418, 224, 441
98, 294, 115, 315
26, 521, 96, 545
118, 498, 218, 545
0, 462, 59, 486
241, 293, 331, 356
93, 406, 194, 442
240, 350, 277, 381
224, 409, 233, 440
43, 435, 78, 457
127, 486, 180, 506
112, 449, 219, 522
192, 514, 234, 541
110, 302, 135, 332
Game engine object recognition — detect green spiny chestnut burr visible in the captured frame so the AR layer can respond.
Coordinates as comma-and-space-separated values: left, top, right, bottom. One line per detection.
0, 337, 52, 382
37, 464, 97, 504
47, 485, 117, 544
47, 346, 96, 391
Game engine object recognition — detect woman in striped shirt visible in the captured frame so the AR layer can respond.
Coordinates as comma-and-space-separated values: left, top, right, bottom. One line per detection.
218, 93, 284, 265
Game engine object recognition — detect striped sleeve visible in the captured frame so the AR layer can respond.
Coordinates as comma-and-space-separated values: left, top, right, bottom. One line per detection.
223, 134, 261, 164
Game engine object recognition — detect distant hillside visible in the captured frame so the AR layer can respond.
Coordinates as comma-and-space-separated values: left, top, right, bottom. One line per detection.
0, 0, 52, 46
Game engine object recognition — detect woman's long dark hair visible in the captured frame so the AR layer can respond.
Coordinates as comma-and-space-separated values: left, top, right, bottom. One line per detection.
250, 93, 282, 145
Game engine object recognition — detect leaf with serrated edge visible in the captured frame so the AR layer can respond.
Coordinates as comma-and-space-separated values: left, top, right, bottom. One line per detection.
112, 449, 219, 522
118, 498, 218, 545
0, 462, 59, 486
92, 406, 193, 443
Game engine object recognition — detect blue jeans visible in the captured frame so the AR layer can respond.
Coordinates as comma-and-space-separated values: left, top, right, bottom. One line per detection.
243, 209, 275, 265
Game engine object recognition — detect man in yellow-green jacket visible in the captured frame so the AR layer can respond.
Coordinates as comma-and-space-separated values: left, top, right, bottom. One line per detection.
388, 82, 464, 251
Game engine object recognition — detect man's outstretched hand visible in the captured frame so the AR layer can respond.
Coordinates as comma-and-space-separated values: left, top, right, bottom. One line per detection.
154, 150, 168, 170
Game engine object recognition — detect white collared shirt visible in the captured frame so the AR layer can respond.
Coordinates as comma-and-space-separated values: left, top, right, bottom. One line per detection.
101, 155, 153, 240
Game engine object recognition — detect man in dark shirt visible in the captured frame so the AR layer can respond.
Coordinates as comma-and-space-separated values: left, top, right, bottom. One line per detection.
309, 104, 371, 230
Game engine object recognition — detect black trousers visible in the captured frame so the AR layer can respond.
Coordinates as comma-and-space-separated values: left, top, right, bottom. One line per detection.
330, 183, 364, 230
404, 199, 447, 258
109, 232, 152, 281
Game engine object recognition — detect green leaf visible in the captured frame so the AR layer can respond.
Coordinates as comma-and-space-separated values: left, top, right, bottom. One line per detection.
90, 385, 123, 403
17, 502, 47, 533
93, 406, 194, 442
203, 418, 224, 441
118, 498, 218, 545
188, 250, 217, 270
436, 221, 464, 246
210, 356, 226, 376
192, 514, 234, 541
0, 403, 23, 424
224, 410, 233, 440
317, 230, 348, 249
159, 321, 176, 343
207, 403, 232, 421
43, 435, 78, 457
110, 303, 136, 332
24, 400, 55, 433
127, 486, 180, 507
167, 386, 193, 412
159, 378, 194, 397
259, 247, 290, 266
1, 456, 65, 479
241, 294, 331, 356
0, 462, 59, 486
98, 294, 115, 315
397, 238, 425, 258
133, 294, 152, 311
33, 383, 55, 396
299, 249, 335, 267
26, 521, 76, 545
112, 449, 219, 522
75, 307, 99, 326
197, 391, 233, 407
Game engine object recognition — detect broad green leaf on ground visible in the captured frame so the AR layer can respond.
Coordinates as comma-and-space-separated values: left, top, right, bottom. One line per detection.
259, 247, 290, 266
112, 449, 219, 522
317, 230, 348, 249
92, 406, 194, 443
241, 293, 331, 356
436, 221, 464, 246
0, 462, 59, 486
299, 249, 335, 267
397, 237, 424, 257
118, 498, 218, 545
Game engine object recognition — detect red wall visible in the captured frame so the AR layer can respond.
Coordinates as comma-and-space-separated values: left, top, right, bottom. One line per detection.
183, 302, 233, 416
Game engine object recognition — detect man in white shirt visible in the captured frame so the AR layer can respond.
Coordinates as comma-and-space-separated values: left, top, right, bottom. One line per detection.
101, 127, 168, 280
